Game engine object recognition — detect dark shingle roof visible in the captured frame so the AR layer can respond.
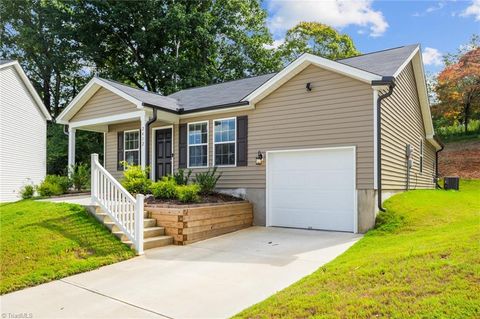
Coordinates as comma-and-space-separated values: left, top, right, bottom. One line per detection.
168, 73, 276, 111
337, 44, 419, 77
98, 78, 178, 111
96, 44, 419, 113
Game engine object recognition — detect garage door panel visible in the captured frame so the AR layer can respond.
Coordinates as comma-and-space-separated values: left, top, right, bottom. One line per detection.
270, 170, 353, 189
270, 150, 353, 170
268, 147, 356, 232
271, 208, 354, 231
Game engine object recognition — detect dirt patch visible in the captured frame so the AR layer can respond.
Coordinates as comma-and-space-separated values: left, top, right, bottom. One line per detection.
145, 192, 243, 206
439, 139, 480, 179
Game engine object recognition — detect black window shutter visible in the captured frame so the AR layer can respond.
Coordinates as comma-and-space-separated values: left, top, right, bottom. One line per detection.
117, 131, 124, 171
237, 116, 248, 166
178, 124, 188, 168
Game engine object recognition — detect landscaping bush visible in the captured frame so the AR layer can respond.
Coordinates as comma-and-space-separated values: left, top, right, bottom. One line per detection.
69, 163, 90, 191
173, 168, 192, 185
121, 163, 151, 195
151, 176, 177, 199
436, 119, 480, 141
176, 184, 200, 203
44, 175, 71, 193
36, 180, 63, 197
194, 167, 222, 195
20, 184, 35, 199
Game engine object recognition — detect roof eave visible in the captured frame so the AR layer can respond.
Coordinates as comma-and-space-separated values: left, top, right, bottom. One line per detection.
1, 61, 52, 121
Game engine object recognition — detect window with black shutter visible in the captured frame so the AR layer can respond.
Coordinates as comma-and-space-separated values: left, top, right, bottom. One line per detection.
236, 116, 248, 166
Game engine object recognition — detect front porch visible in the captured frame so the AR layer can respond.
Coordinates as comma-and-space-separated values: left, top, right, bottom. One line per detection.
67, 110, 178, 182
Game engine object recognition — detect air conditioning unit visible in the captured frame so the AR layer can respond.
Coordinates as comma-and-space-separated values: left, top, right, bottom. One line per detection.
444, 176, 460, 190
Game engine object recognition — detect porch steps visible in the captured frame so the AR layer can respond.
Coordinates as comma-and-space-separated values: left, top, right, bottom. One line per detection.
91, 206, 173, 251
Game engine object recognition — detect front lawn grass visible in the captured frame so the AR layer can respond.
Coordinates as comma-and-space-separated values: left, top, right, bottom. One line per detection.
0, 200, 135, 294
235, 180, 480, 318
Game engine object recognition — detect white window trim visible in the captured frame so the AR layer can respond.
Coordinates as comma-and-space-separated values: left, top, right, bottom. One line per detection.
187, 121, 209, 168
124, 129, 140, 166
213, 117, 237, 167
419, 138, 424, 174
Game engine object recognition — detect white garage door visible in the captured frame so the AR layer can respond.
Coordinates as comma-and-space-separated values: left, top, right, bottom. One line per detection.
267, 147, 356, 232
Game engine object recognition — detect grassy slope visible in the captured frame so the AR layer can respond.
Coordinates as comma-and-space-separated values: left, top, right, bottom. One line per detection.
235, 180, 480, 319
0, 200, 135, 294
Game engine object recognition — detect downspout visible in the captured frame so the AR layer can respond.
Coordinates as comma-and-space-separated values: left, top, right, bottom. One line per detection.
372, 77, 396, 212
144, 107, 157, 169
435, 137, 445, 189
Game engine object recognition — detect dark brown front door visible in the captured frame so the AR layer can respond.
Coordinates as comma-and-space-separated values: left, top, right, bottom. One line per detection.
155, 128, 172, 180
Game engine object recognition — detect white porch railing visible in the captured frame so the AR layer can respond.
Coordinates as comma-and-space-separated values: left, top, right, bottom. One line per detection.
90, 153, 144, 254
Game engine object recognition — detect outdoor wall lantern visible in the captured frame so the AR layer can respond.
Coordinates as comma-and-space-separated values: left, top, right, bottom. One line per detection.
255, 151, 264, 165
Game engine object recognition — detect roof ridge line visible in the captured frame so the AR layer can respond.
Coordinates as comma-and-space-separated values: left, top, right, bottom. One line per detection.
98, 77, 175, 100
168, 73, 277, 96
337, 44, 419, 61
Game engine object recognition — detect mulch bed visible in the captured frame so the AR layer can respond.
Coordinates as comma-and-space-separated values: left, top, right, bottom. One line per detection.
145, 192, 244, 206
439, 139, 480, 179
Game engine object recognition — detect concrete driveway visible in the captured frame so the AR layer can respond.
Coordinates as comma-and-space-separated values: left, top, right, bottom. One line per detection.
1, 227, 361, 319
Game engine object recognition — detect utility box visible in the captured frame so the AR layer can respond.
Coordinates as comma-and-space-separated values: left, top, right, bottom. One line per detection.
444, 176, 460, 190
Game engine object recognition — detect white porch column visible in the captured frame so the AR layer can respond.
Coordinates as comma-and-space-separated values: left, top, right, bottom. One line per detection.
68, 127, 76, 173
140, 113, 148, 169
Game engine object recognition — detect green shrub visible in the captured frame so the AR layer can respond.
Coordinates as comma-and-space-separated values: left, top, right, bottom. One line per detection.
151, 176, 177, 199
20, 184, 35, 199
36, 180, 63, 197
69, 163, 90, 191
121, 163, 151, 195
436, 119, 480, 141
194, 167, 222, 195
176, 184, 200, 203
173, 169, 192, 185
44, 175, 71, 193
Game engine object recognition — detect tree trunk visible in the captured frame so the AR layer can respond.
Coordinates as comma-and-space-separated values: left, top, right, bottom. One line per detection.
464, 101, 470, 134
42, 76, 51, 113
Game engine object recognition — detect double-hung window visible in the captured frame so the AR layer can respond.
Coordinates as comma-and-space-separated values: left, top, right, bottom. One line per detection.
188, 122, 208, 167
124, 130, 140, 166
214, 118, 236, 166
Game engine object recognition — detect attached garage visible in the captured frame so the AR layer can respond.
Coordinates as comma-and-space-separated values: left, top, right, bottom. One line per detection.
266, 147, 357, 233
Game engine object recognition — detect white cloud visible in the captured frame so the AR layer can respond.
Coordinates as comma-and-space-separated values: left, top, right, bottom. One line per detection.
267, 0, 388, 38
263, 39, 285, 49
426, 1, 445, 13
461, 0, 480, 20
422, 47, 443, 66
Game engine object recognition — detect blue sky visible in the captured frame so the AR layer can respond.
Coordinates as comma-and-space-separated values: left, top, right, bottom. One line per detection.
263, 0, 480, 74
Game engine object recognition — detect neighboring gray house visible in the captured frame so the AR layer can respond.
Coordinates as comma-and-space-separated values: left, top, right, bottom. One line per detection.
0, 60, 52, 202
57, 44, 442, 233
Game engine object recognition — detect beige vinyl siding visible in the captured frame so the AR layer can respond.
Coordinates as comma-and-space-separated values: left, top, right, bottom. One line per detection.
178, 64, 374, 189
105, 121, 140, 180
105, 120, 175, 180
380, 62, 436, 190
71, 87, 137, 122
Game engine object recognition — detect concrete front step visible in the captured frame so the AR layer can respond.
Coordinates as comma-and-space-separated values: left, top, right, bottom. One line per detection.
113, 226, 165, 241
103, 219, 157, 232
91, 206, 172, 252
123, 236, 173, 250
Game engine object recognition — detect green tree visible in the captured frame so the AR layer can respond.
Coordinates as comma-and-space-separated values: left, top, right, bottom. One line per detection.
69, 0, 280, 95
47, 124, 103, 175
0, 0, 85, 117
278, 22, 359, 64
